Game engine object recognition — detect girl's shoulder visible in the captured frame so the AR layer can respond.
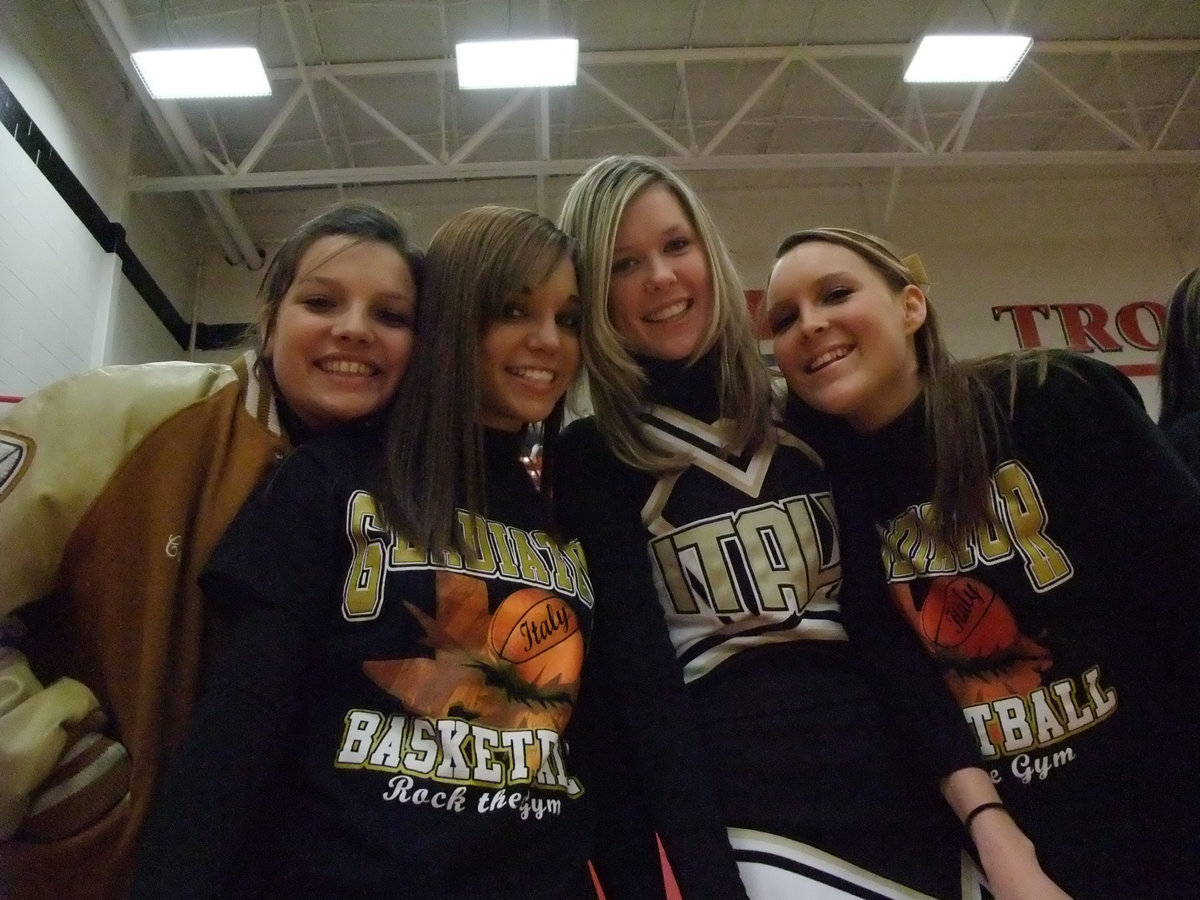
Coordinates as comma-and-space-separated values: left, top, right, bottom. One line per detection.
1022, 350, 1140, 404
262, 425, 384, 505
980, 350, 1148, 440
6, 360, 238, 430
964, 349, 1141, 409
555, 415, 611, 469
554, 414, 656, 513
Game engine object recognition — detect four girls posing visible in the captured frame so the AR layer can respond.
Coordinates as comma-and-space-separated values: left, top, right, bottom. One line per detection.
3, 160, 1193, 899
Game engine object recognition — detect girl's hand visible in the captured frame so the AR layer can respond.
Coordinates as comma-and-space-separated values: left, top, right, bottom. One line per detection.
939, 768, 1071, 900
970, 804, 1072, 900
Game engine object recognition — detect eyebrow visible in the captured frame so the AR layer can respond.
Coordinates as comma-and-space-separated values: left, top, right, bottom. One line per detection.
291, 273, 341, 289
612, 223, 690, 256
293, 274, 413, 298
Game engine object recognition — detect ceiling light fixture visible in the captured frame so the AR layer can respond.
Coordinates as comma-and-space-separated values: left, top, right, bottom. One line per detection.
455, 38, 579, 89
131, 47, 272, 99
903, 34, 1032, 83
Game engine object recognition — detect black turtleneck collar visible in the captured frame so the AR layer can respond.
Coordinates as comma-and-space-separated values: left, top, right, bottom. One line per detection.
781, 390, 931, 487
855, 393, 927, 459
482, 425, 526, 464
636, 346, 722, 422
274, 394, 318, 446
265, 362, 386, 447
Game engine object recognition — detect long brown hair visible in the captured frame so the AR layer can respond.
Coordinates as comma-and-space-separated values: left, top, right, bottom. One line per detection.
377, 206, 578, 556
770, 227, 1051, 546
1158, 267, 1200, 427
558, 155, 773, 472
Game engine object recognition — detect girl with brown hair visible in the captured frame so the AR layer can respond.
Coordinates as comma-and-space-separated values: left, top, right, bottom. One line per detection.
766, 226, 1200, 898
1, 200, 421, 899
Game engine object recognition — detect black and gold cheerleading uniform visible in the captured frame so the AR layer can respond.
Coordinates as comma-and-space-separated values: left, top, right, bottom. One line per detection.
806, 351, 1200, 899
134, 428, 597, 900
556, 351, 979, 900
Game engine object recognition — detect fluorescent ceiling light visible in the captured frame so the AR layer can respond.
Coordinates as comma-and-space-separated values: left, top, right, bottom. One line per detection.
903, 34, 1032, 83
131, 47, 272, 99
456, 38, 579, 89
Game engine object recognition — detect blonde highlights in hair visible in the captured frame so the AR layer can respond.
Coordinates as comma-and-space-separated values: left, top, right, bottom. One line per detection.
558, 155, 772, 471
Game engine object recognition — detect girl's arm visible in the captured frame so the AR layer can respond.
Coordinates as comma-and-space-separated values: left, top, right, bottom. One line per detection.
555, 421, 749, 900
131, 447, 337, 900
575, 539, 745, 899
939, 768, 1071, 900
828, 472, 983, 777
826, 467, 1070, 898
131, 597, 309, 899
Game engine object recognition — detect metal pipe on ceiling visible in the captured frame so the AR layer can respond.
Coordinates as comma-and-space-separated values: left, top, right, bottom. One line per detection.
85, 0, 264, 269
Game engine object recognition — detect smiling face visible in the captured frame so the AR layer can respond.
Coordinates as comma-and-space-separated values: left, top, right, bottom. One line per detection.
265, 235, 417, 432
607, 183, 714, 360
478, 256, 582, 431
765, 240, 926, 432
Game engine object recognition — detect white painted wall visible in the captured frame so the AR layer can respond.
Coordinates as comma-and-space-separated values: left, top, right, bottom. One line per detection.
0, 2, 123, 396
0, 130, 112, 395
0, 0, 206, 400
114, 191, 208, 364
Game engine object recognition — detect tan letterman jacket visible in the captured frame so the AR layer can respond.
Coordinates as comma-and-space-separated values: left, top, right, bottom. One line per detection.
0, 352, 289, 900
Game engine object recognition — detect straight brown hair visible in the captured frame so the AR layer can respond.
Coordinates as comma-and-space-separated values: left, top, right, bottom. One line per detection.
771, 227, 1055, 547
377, 206, 577, 556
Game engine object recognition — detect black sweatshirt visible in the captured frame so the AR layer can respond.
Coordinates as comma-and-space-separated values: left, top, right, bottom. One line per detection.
798, 351, 1200, 899
134, 427, 597, 900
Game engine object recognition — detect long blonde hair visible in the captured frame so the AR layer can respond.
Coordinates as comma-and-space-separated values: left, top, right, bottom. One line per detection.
558, 155, 772, 472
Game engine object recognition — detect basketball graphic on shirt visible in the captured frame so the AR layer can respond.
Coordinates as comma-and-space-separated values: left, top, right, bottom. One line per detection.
489, 588, 583, 686
920, 575, 1016, 654
363, 572, 583, 734
892, 576, 1052, 746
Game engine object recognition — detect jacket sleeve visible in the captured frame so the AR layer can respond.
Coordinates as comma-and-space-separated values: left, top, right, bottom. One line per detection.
830, 474, 984, 782
0, 362, 236, 616
554, 421, 748, 900
0, 363, 236, 846
0, 647, 106, 839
